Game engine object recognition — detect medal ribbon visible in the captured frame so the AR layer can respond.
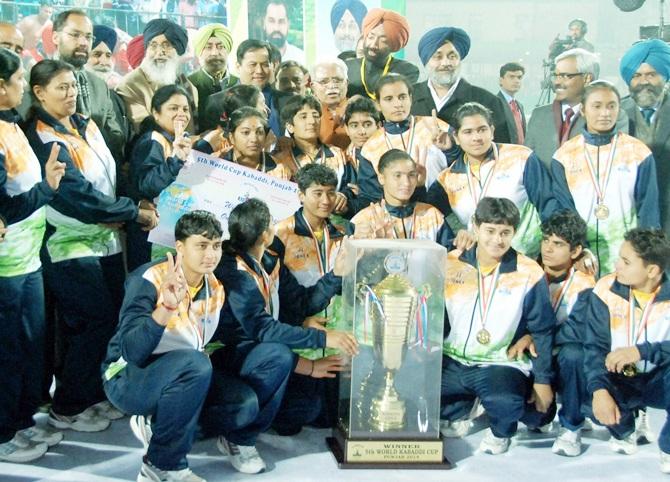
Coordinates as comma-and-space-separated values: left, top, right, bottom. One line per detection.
385, 203, 417, 239
465, 144, 498, 207
628, 289, 657, 346
583, 133, 618, 206
383, 115, 416, 155
476, 263, 501, 333
291, 145, 327, 172
361, 55, 393, 100
244, 256, 274, 315
300, 212, 331, 276
549, 267, 575, 313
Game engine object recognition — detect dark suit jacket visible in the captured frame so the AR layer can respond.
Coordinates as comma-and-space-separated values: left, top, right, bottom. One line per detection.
525, 100, 629, 168
345, 56, 420, 98
410, 79, 511, 143
622, 94, 670, 234
498, 91, 526, 144
188, 68, 239, 134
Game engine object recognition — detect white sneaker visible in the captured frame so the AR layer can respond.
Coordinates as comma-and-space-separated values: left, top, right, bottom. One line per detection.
18, 425, 63, 447
48, 407, 110, 432
130, 415, 153, 451
635, 410, 656, 444
137, 459, 206, 482
93, 400, 125, 420
217, 436, 266, 474
532, 421, 554, 434
479, 428, 511, 455
440, 419, 472, 438
0, 434, 48, 463
552, 427, 582, 457
582, 418, 595, 431
660, 451, 670, 474
609, 433, 638, 455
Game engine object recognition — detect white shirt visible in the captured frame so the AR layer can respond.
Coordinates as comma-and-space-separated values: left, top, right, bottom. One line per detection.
428, 77, 461, 112
281, 43, 306, 65
561, 102, 581, 122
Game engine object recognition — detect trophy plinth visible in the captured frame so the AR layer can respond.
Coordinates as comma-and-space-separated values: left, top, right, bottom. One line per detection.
328, 240, 452, 469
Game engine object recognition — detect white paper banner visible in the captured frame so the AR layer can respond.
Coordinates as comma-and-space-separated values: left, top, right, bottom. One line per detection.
148, 150, 300, 247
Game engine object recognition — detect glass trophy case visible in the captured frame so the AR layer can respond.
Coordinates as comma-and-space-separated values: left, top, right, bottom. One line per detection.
327, 239, 451, 469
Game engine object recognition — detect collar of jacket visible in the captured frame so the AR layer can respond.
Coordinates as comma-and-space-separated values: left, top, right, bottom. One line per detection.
291, 140, 333, 159
33, 106, 89, 138
222, 149, 279, 170
154, 127, 175, 143
609, 273, 670, 303
235, 249, 278, 279
0, 108, 22, 124
582, 128, 616, 147
293, 207, 345, 239
383, 200, 417, 219
459, 243, 519, 273
382, 117, 411, 134
449, 144, 497, 174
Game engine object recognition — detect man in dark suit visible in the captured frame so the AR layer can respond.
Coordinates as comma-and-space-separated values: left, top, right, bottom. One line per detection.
345, 8, 418, 99
620, 39, 670, 236
410, 26, 511, 143
498, 62, 526, 144
203, 39, 293, 137
525, 48, 628, 168
189, 24, 238, 134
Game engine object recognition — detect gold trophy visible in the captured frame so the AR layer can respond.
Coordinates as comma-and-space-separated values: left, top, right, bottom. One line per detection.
368, 273, 418, 432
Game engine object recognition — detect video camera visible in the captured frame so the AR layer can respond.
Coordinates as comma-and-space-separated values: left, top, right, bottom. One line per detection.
548, 35, 577, 60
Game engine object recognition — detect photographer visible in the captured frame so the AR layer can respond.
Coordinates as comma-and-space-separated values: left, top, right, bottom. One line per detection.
549, 19, 594, 60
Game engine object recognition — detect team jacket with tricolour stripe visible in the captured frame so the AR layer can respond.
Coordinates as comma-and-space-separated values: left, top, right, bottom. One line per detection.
584, 273, 670, 394
25, 108, 138, 263
443, 246, 556, 384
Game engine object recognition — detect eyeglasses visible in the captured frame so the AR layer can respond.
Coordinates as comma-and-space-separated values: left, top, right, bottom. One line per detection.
314, 77, 346, 86
147, 41, 175, 53
63, 31, 95, 43
550, 72, 584, 81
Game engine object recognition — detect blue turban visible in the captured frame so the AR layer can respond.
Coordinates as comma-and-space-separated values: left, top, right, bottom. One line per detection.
620, 39, 670, 84
92, 25, 117, 52
330, 0, 368, 32
418, 27, 471, 65
143, 19, 188, 56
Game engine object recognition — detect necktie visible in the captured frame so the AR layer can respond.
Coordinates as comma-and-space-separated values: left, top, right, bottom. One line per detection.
560, 107, 574, 144
641, 107, 655, 125
75, 71, 91, 117
509, 99, 525, 144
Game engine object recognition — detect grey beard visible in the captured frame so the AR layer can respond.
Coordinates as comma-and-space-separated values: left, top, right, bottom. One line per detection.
631, 84, 665, 108
429, 68, 460, 88
85, 65, 111, 81
141, 56, 180, 86
335, 36, 357, 52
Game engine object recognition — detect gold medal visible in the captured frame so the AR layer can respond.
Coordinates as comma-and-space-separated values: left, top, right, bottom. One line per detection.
476, 328, 491, 345
594, 203, 610, 220
622, 364, 638, 377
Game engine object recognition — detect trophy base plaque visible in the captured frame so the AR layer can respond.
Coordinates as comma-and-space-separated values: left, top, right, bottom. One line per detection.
327, 428, 453, 469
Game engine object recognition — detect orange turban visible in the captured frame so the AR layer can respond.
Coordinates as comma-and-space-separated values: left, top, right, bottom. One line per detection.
361, 8, 410, 52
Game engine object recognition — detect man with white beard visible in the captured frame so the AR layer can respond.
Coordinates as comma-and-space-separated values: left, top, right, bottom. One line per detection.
116, 19, 199, 133
411, 26, 511, 143
620, 39, 670, 236
85, 25, 123, 90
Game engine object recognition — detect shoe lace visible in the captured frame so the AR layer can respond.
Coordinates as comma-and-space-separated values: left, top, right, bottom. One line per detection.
237, 445, 260, 461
